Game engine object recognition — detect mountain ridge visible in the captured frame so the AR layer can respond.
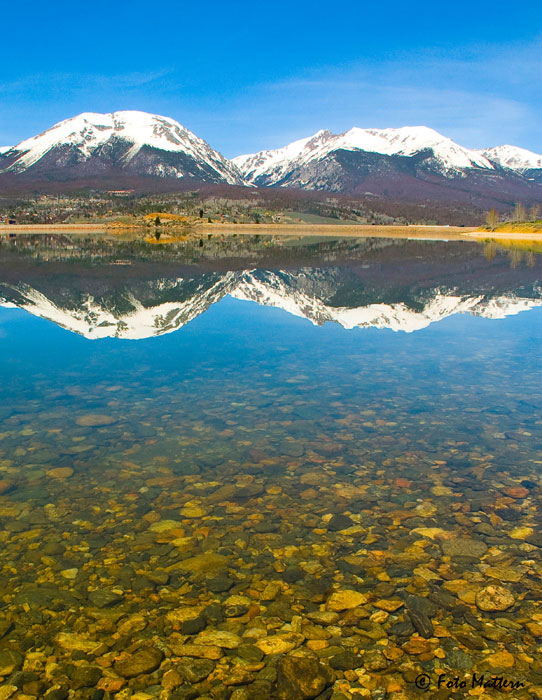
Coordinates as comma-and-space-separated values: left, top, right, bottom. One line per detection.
0, 111, 244, 185
1, 111, 542, 203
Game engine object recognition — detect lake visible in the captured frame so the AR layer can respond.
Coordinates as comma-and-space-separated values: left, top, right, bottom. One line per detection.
0, 233, 541, 699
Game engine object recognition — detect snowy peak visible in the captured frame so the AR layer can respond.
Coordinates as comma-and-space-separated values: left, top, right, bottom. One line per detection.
232, 130, 335, 183
235, 126, 495, 186
337, 126, 493, 170
479, 145, 542, 172
2, 110, 244, 184
3, 111, 542, 194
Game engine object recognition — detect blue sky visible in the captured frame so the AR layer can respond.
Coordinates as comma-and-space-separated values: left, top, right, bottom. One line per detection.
1, 0, 541, 156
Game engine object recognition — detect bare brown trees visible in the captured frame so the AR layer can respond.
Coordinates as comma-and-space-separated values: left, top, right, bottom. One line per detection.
485, 208, 499, 230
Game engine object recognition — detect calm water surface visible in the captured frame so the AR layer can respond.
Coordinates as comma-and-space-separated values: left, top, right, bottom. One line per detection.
0, 234, 541, 699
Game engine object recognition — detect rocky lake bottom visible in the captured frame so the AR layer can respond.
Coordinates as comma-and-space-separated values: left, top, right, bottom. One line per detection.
0, 235, 541, 700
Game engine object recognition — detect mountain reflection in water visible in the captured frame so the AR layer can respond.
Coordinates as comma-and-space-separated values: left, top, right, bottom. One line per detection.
0, 233, 541, 338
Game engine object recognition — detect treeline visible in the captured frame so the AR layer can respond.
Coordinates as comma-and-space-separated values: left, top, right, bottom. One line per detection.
486, 202, 541, 230
1, 180, 488, 226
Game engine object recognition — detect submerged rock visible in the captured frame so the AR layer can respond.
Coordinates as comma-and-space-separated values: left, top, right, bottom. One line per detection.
277, 656, 333, 699
0, 649, 23, 676
75, 414, 117, 427
327, 514, 354, 531
114, 646, 164, 677
475, 585, 515, 612
441, 538, 487, 558
255, 633, 304, 655
326, 590, 367, 611
88, 589, 123, 608
176, 657, 215, 683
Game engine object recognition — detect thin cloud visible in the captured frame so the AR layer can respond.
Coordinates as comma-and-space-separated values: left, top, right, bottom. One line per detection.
211, 41, 541, 155
0, 68, 173, 96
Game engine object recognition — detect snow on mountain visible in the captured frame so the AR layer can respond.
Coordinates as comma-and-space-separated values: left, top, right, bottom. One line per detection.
232, 130, 336, 184
479, 145, 542, 172
339, 126, 493, 170
2, 271, 540, 339
3, 111, 542, 193
1, 111, 244, 184
0, 274, 237, 340
235, 126, 495, 185
232, 271, 542, 333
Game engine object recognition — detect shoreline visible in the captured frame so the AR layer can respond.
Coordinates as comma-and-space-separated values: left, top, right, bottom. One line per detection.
0, 223, 106, 232
3, 222, 542, 242
0, 222, 475, 239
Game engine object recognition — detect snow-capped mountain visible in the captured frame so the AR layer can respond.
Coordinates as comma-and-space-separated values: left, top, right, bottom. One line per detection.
479, 145, 542, 172
234, 126, 494, 186
1, 269, 541, 339
233, 126, 542, 200
1, 111, 542, 201
0, 111, 244, 184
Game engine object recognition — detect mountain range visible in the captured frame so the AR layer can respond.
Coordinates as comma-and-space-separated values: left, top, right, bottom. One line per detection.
1, 110, 542, 204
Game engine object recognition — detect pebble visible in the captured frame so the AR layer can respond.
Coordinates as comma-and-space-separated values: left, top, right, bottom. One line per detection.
60, 568, 78, 579
75, 414, 117, 427
327, 514, 354, 531
176, 658, 215, 683
0, 479, 15, 495
175, 553, 228, 573
114, 647, 164, 678
502, 486, 530, 499
70, 665, 102, 689
88, 589, 123, 608
277, 656, 333, 700
149, 519, 184, 533
475, 585, 515, 612
255, 633, 304, 655
327, 590, 367, 611
441, 538, 488, 558
374, 599, 404, 612
47, 467, 74, 479
402, 637, 432, 655
118, 614, 147, 636
527, 622, 542, 638
195, 630, 242, 649
329, 651, 361, 671
488, 650, 515, 668
167, 643, 223, 659
54, 633, 101, 654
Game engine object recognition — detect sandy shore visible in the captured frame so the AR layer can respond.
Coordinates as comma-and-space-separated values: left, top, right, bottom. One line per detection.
3, 222, 542, 241
198, 223, 478, 240
463, 230, 542, 241
0, 222, 475, 239
0, 223, 106, 232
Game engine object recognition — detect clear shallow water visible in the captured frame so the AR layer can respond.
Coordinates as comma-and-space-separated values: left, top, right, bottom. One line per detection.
0, 234, 542, 699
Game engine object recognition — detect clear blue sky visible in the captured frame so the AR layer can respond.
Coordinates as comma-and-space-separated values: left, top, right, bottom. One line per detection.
1, 0, 541, 156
